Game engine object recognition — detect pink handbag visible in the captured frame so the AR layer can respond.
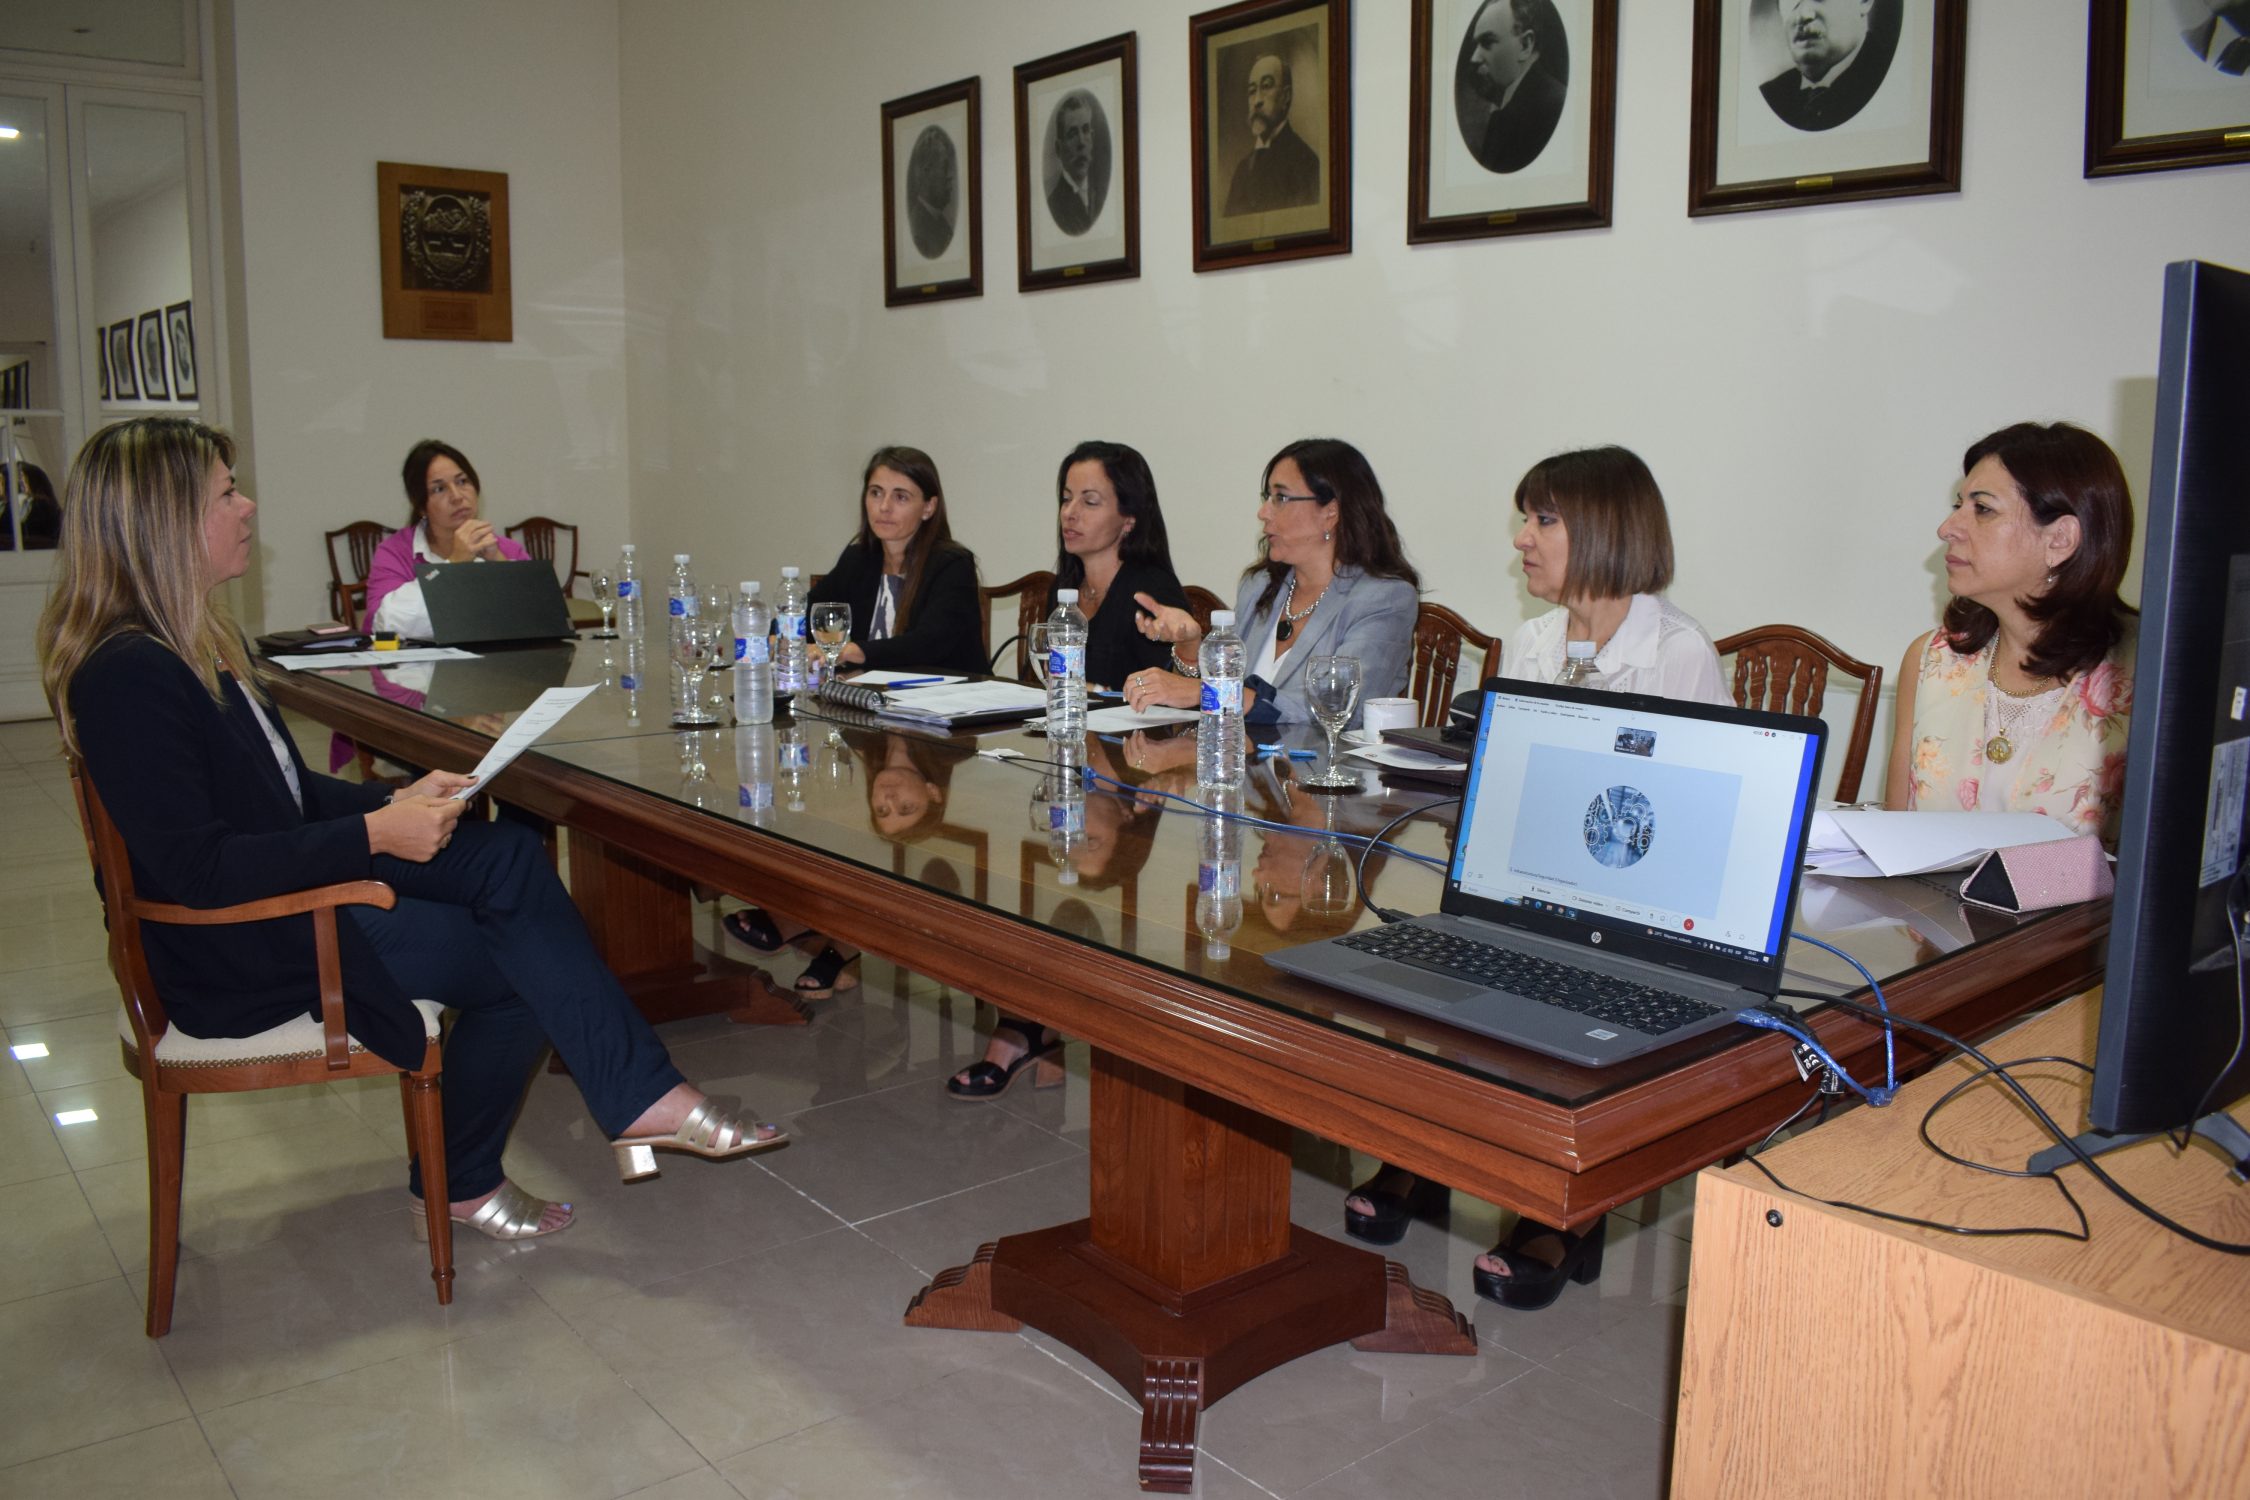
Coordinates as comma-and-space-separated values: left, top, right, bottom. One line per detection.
1959, 833, 2115, 913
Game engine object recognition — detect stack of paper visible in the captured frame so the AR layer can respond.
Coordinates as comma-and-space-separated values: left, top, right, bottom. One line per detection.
1804, 809, 2077, 879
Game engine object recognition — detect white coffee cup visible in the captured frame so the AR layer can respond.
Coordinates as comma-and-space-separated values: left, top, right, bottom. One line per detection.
1361, 697, 1416, 734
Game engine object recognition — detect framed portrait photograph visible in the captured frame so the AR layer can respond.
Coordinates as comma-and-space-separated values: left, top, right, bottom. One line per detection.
1191, 0, 1352, 273
1014, 32, 1140, 292
1688, 0, 1966, 217
377, 161, 513, 341
108, 320, 137, 401
2086, 0, 2250, 177
1409, 0, 1618, 243
95, 333, 109, 403
0, 361, 24, 410
165, 301, 197, 402
135, 311, 169, 401
883, 78, 983, 307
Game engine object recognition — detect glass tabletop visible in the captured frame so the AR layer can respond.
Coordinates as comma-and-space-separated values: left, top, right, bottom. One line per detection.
286, 644, 2067, 1111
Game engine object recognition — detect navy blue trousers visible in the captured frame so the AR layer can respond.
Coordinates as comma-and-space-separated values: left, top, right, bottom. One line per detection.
352, 816, 684, 1201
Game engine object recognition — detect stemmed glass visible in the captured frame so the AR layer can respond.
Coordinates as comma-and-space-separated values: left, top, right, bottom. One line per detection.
1023, 622, 1053, 733
1300, 791, 1356, 917
671, 604, 722, 726
1301, 654, 1363, 792
810, 602, 852, 675
590, 570, 618, 638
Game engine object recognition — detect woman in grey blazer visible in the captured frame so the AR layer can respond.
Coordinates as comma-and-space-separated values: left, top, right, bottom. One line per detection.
1121, 438, 1420, 728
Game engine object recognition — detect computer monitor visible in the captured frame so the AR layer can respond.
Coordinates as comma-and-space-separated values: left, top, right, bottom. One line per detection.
2087, 258, 2250, 1145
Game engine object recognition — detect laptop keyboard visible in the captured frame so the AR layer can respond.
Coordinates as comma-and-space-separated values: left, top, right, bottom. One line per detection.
1336, 923, 1727, 1037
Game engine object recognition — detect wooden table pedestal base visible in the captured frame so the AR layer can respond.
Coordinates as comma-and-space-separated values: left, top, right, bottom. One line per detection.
906, 1050, 1476, 1491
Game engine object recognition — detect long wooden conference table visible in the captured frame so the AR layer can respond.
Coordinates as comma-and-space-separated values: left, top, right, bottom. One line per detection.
261, 642, 2109, 1492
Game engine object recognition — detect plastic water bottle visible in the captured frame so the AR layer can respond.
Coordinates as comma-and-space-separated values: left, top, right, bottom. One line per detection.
777, 716, 810, 812
619, 641, 646, 724
617, 545, 645, 641
1197, 786, 1243, 960
736, 722, 776, 827
1045, 588, 1089, 744
1047, 746, 1085, 886
1197, 609, 1246, 790
775, 566, 809, 697
733, 581, 773, 725
666, 554, 698, 719
1557, 639, 1603, 688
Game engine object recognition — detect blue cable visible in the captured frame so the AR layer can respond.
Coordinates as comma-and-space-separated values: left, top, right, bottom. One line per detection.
1078, 766, 1451, 870
1791, 931, 1898, 1094
1732, 1009, 1894, 1106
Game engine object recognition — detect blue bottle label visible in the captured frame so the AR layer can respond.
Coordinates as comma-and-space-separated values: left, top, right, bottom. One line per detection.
736, 635, 770, 664
616, 580, 637, 599
1048, 644, 1084, 680
1200, 679, 1241, 713
669, 595, 687, 617
1198, 860, 1240, 897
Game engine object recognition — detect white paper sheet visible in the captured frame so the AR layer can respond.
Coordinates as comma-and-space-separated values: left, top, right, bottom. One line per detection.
450, 684, 601, 798
1803, 809, 2077, 878
1344, 741, 1462, 772
269, 647, 480, 671
871, 679, 1048, 725
1084, 704, 1200, 731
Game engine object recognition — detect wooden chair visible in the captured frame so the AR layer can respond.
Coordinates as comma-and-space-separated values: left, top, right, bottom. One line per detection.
69, 768, 454, 1338
505, 515, 589, 597
981, 570, 1053, 679
1409, 601, 1501, 727
324, 520, 389, 625
1183, 585, 1225, 636
1715, 624, 1885, 803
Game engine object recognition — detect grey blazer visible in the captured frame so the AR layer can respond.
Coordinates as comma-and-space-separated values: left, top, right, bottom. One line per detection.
1230, 564, 1418, 728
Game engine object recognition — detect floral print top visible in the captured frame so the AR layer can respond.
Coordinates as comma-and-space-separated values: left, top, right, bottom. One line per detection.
1906, 622, 2136, 844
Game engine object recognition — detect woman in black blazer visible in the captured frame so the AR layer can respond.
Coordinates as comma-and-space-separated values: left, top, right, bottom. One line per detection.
40, 418, 786, 1244
807, 445, 986, 677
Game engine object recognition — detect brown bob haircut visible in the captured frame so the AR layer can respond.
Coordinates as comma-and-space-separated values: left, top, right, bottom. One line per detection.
1512, 445, 1675, 602
1940, 421, 2136, 681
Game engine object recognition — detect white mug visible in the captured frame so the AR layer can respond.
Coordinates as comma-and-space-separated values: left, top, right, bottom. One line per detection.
1361, 697, 1416, 734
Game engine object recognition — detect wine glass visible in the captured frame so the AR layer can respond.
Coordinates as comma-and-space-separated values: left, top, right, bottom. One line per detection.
671, 610, 722, 726
590, 570, 618, 638
1300, 793, 1356, 917
810, 601, 852, 684
1302, 654, 1363, 791
1023, 622, 1053, 732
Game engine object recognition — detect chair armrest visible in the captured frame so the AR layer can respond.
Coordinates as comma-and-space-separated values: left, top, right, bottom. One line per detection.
129, 882, 398, 1072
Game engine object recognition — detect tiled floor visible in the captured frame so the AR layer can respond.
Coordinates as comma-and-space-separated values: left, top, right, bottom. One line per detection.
0, 711, 1693, 1499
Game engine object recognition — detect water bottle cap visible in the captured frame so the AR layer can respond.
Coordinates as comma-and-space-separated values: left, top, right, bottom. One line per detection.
1210, 610, 1235, 628
741, 580, 759, 595
1565, 639, 1597, 658
621, 544, 636, 555
1058, 868, 1079, 886
782, 566, 800, 578
673, 554, 690, 565
1057, 589, 1079, 603
1208, 939, 1231, 960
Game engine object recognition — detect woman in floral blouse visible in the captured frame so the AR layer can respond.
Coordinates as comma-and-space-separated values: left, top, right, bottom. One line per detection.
1884, 422, 2137, 843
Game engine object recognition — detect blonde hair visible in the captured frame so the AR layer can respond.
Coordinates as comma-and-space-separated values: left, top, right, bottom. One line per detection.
37, 417, 256, 754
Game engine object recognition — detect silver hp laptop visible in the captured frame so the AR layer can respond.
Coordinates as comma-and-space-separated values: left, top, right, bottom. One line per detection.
413, 559, 574, 646
1266, 678, 1827, 1068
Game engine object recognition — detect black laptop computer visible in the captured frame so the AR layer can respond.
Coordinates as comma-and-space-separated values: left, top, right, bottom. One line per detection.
1265, 678, 1827, 1068
412, 560, 574, 646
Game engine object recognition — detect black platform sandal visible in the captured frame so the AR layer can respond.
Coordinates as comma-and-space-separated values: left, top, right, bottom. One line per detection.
947, 1023, 1062, 1100
722, 906, 789, 954
793, 943, 861, 1000
1472, 1217, 1607, 1311
1343, 1166, 1451, 1246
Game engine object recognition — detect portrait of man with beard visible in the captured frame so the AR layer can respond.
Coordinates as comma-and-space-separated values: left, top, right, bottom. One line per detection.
1222, 50, 1322, 215
1461, 0, 1569, 174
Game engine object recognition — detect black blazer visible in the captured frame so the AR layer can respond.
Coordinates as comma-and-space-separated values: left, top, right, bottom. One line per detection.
810, 539, 987, 676
69, 633, 427, 1069
1046, 559, 1189, 690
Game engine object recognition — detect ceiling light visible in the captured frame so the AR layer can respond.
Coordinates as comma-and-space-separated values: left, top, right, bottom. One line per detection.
9, 1042, 49, 1060
55, 1108, 98, 1126
0, 128, 20, 141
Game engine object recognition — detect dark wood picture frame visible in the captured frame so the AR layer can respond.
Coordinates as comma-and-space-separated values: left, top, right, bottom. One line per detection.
883, 77, 984, 308
1014, 33, 1141, 293
95, 332, 109, 402
1408, 0, 1617, 243
377, 161, 513, 342
108, 321, 136, 400
1687, 0, 1966, 218
2085, 0, 2250, 178
1191, 0, 1353, 273
135, 310, 169, 401
164, 300, 197, 402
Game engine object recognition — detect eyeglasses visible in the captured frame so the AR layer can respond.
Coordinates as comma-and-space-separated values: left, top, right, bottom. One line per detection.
1258, 489, 1322, 507
427, 477, 476, 498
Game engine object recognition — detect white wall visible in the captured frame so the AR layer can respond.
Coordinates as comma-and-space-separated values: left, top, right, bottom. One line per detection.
228, 0, 630, 629
615, 0, 2249, 798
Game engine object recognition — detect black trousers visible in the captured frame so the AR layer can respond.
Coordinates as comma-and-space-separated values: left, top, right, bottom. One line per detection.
353, 817, 684, 1201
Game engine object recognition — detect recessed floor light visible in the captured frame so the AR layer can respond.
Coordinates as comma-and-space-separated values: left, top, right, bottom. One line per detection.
9, 1043, 49, 1060
54, 1108, 98, 1126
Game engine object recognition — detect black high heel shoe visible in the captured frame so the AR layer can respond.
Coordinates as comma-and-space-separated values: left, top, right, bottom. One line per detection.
1342, 1166, 1451, 1246
722, 906, 789, 954
1472, 1217, 1607, 1310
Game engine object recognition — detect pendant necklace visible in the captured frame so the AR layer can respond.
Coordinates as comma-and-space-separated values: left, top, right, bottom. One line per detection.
1275, 573, 1326, 643
1984, 679, 2060, 765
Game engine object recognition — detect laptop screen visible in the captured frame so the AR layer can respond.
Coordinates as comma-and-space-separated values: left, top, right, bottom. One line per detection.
1449, 685, 1820, 968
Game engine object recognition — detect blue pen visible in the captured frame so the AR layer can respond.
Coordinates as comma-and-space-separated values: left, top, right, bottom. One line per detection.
1257, 744, 1317, 760
883, 676, 944, 689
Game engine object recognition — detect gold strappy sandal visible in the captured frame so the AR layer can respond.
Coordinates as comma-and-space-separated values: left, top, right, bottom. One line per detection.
408, 1181, 574, 1241
610, 1098, 788, 1183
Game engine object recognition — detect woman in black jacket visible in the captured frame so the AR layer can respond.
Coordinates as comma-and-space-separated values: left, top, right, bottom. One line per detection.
808, 445, 986, 677
40, 417, 786, 1245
